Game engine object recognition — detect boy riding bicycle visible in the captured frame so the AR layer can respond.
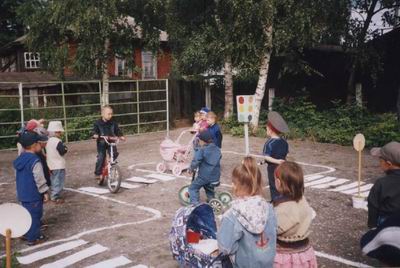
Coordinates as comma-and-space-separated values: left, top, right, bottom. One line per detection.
92, 106, 125, 183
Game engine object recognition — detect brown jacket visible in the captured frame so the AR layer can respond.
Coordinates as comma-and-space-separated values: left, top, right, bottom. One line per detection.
274, 197, 313, 242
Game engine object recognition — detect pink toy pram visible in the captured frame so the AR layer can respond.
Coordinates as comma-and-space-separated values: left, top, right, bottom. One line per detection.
156, 129, 198, 176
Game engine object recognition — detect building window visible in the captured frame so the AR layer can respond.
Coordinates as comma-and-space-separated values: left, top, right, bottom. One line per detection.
115, 56, 132, 77
24, 52, 40, 69
142, 51, 157, 79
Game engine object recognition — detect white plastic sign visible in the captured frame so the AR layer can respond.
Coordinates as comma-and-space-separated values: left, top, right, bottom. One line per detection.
236, 95, 255, 123
353, 133, 366, 152
0, 203, 32, 238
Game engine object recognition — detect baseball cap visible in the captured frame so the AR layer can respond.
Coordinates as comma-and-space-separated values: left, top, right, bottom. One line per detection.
371, 141, 400, 165
198, 130, 213, 143
19, 131, 40, 148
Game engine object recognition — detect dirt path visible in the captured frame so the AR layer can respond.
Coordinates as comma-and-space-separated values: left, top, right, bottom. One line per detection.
0, 129, 382, 267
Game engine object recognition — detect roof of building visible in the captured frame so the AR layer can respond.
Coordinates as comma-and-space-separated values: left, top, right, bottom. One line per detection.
0, 72, 57, 90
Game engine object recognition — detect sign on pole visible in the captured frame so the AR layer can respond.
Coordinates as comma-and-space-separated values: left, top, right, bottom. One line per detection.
236, 95, 255, 155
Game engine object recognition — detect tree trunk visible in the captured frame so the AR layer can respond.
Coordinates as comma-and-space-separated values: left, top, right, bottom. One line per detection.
397, 86, 400, 123
223, 55, 234, 119
252, 25, 273, 130
346, 0, 378, 103
346, 61, 356, 104
102, 38, 110, 106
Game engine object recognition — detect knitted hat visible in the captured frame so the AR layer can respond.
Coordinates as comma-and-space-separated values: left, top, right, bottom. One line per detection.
267, 111, 289, 134
200, 107, 210, 114
371, 141, 400, 165
198, 130, 213, 143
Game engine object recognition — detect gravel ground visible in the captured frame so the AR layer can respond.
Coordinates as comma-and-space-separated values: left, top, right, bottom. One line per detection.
0, 129, 383, 267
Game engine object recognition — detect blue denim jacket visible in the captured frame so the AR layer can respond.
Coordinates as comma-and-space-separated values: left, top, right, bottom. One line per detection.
189, 143, 221, 182
218, 196, 277, 268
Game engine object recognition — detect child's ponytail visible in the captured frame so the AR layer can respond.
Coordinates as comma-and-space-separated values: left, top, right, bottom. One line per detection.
232, 156, 264, 197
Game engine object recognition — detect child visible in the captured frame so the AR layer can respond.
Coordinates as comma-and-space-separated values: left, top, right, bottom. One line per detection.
273, 161, 317, 268
192, 111, 201, 132
262, 111, 289, 201
198, 107, 210, 131
218, 156, 277, 267
188, 130, 221, 204
37, 132, 51, 187
207, 111, 223, 148
367, 141, 400, 228
92, 105, 125, 181
46, 121, 68, 203
13, 131, 49, 246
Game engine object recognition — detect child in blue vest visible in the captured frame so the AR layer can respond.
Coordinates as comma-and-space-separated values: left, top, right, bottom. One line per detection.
207, 111, 223, 148
262, 111, 289, 202
14, 132, 49, 246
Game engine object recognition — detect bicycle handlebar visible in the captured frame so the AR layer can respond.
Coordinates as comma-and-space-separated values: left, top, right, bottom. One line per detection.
99, 136, 120, 145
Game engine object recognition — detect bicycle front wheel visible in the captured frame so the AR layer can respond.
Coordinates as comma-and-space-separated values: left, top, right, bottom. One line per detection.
107, 165, 122, 193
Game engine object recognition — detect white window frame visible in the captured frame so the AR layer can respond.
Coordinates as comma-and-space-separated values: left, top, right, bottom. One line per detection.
141, 51, 157, 79
24, 52, 40, 69
114, 56, 132, 77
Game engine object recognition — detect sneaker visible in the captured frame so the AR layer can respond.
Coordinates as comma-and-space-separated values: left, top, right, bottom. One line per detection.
27, 235, 47, 246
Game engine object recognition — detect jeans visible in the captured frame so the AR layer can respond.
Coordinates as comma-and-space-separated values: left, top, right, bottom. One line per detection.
188, 176, 217, 205
50, 169, 65, 200
94, 140, 119, 176
21, 200, 43, 242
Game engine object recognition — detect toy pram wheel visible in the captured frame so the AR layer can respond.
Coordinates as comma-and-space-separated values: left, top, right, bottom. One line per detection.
172, 165, 182, 176
209, 199, 224, 215
218, 192, 233, 205
156, 162, 166, 173
178, 185, 190, 206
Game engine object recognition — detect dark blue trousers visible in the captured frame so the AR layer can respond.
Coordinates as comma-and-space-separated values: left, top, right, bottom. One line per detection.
21, 200, 43, 242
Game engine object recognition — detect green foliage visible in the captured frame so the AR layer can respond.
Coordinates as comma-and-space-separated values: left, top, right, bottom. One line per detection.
1, 252, 20, 268
18, 0, 163, 78
222, 95, 400, 147
0, 0, 25, 47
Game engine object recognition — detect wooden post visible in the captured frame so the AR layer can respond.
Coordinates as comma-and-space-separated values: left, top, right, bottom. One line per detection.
5, 228, 11, 268
358, 144, 362, 197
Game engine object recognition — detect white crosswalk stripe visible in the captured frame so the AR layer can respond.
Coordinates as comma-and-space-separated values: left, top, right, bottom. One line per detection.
328, 181, 364, 192
311, 178, 349, 189
120, 182, 141, 189
340, 184, 373, 195
146, 173, 176, 181
17, 240, 88, 265
304, 174, 324, 182
86, 256, 132, 268
78, 187, 110, 194
126, 176, 158, 184
304, 177, 337, 187
40, 244, 108, 268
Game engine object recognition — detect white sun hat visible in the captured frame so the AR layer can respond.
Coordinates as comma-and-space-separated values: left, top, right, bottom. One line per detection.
47, 121, 65, 132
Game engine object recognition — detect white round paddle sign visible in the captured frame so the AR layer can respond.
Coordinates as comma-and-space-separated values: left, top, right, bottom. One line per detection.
0, 203, 32, 238
353, 133, 366, 152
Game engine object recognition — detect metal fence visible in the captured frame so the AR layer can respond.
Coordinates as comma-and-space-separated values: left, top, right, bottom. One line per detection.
0, 79, 169, 150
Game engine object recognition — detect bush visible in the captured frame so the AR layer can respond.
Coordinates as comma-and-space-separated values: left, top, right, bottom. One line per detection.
222, 95, 400, 147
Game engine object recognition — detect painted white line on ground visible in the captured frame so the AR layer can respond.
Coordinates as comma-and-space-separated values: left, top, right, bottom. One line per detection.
304, 177, 337, 187
329, 182, 364, 192
221, 150, 337, 176
17, 239, 88, 265
128, 162, 156, 170
0, 182, 10, 186
315, 250, 372, 268
340, 184, 373, 195
40, 244, 108, 268
5, 188, 162, 257
126, 177, 158, 184
78, 187, 110, 195
304, 174, 324, 182
86, 256, 132, 268
146, 173, 176, 181
360, 191, 370, 198
128, 265, 148, 268
120, 182, 141, 189
311, 178, 349, 189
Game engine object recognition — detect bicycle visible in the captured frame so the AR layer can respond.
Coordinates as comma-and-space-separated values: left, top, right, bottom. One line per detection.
97, 136, 123, 193
178, 170, 233, 215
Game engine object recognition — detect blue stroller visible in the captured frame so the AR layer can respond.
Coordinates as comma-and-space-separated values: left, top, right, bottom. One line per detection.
169, 203, 232, 267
